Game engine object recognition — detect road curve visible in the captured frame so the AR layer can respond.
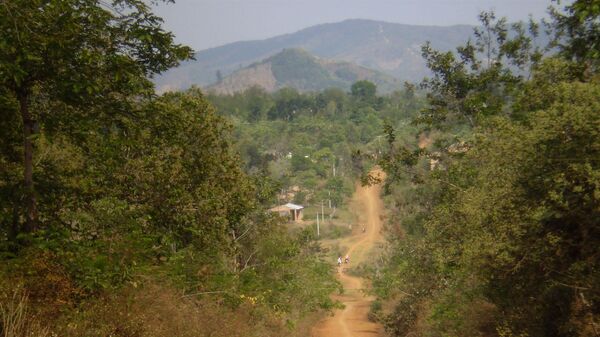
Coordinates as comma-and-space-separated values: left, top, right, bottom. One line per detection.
312, 170, 385, 337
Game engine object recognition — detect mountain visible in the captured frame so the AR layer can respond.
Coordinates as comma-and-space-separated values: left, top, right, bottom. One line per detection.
155, 19, 474, 92
206, 48, 401, 94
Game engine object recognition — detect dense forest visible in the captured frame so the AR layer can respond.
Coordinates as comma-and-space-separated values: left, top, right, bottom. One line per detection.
1, 0, 598, 337
368, 4, 600, 337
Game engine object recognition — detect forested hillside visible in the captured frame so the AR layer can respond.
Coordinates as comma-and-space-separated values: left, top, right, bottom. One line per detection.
368, 7, 600, 337
207, 48, 401, 94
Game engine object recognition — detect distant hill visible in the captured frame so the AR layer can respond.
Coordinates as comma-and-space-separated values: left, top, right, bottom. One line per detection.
206, 48, 401, 94
154, 19, 475, 92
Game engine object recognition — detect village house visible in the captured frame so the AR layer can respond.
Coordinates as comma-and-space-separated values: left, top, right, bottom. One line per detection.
269, 203, 304, 222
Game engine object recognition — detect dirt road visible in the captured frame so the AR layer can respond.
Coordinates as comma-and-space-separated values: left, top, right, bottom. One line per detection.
312, 170, 385, 337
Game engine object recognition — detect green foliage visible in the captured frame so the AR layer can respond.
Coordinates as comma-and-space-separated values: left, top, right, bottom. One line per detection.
0, 0, 192, 93
0, 3, 339, 333
418, 11, 542, 128
207, 81, 423, 209
270, 49, 343, 90
351, 80, 377, 101
420, 78, 600, 336
0, 0, 193, 233
207, 48, 402, 94
268, 87, 314, 120
551, 0, 600, 71
237, 226, 340, 313
374, 5, 600, 337
1, 85, 339, 334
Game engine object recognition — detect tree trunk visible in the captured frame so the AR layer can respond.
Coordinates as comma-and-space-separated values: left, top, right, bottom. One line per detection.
8, 204, 19, 245
18, 91, 38, 232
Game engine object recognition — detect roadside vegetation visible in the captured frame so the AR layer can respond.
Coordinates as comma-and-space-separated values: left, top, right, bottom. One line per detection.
0, 1, 338, 336
2, 0, 597, 336
370, 2, 600, 336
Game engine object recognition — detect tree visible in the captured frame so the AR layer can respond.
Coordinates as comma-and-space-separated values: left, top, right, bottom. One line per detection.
350, 80, 377, 102
418, 11, 541, 128
422, 76, 600, 335
551, 0, 600, 73
373, 5, 600, 336
0, 0, 192, 232
267, 87, 312, 120
244, 86, 271, 122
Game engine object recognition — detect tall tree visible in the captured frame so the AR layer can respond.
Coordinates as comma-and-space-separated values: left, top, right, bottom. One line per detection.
350, 80, 377, 104
0, 0, 192, 232
551, 0, 600, 73
418, 11, 542, 128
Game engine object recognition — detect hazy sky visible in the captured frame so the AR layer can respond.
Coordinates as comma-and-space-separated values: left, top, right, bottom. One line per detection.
153, 0, 554, 51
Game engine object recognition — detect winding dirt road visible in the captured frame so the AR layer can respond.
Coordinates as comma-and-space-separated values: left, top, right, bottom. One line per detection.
312, 171, 385, 337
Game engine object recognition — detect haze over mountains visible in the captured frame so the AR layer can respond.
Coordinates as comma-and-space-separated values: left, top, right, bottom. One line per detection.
155, 19, 475, 93
207, 48, 401, 94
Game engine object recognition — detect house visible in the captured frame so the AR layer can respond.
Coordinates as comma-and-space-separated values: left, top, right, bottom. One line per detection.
269, 203, 304, 222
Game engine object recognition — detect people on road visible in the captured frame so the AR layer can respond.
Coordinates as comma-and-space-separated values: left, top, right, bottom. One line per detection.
337, 256, 342, 266
345, 254, 350, 264
362, 226, 366, 233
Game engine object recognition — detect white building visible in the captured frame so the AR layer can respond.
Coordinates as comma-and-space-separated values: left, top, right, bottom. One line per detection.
269, 203, 304, 221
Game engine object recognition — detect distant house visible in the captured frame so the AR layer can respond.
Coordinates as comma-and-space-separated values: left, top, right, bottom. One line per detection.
269, 203, 304, 222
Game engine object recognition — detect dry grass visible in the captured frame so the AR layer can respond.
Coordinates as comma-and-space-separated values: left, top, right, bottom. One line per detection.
0, 286, 49, 337
54, 282, 305, 337
1, 251, 318, 337
0, 277, 316, 337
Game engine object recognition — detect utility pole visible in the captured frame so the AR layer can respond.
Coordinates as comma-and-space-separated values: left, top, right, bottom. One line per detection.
321, 200, 325, 223
316, 212, 320, 237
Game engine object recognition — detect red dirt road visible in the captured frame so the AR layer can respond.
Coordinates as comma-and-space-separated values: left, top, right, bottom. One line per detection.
312, 171, 385, 337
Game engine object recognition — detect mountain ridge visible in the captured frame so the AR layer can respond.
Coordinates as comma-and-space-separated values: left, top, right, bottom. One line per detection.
206, 48, 401, 94
155, 19, 475, 92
